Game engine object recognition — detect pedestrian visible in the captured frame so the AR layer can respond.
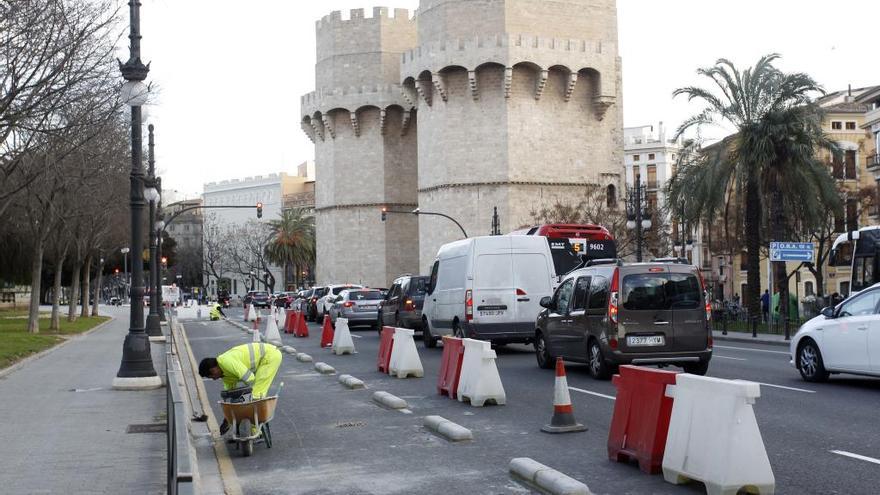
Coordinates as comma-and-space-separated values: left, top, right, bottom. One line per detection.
199, 343, 283, 434
761, 290, 770, 322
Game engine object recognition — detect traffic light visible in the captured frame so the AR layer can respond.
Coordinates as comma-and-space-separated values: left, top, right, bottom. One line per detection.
381, 207, 387, 222
161, 256, 168, 266
114, 268, 120, 274
256, 202, 263, 219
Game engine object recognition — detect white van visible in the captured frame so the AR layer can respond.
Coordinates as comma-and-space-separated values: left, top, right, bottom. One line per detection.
421, 236, 558, 348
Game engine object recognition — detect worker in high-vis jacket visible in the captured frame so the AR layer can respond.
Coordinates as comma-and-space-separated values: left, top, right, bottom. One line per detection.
199, 342, 282, 398
209, 302, 226, 321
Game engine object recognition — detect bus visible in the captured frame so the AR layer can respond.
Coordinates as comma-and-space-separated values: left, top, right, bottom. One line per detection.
830, 226, 880, 295
509, 223, 616, 275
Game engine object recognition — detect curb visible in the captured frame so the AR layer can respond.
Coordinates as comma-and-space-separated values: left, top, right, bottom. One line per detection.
338, 374, 365, 389
0, 316, 115, 379
509, 457, 591, 495
296, 353, 313, 363
177, 319, 244, 495
281, 346, 297, 354
424, 415, 473, 442
713, 334, 790, 348
372, 391, 408, 410
314, 362, 336, 374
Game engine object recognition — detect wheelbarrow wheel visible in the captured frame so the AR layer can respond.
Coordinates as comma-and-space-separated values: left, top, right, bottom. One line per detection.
243, 439, 254, 457
262, 423, 273, 448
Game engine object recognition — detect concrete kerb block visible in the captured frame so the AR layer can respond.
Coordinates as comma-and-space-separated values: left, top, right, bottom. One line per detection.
372, 391, 408, 410
296, 353, 313, 363
314, 362, 336, 374
509, 458, 591, 495
338, 374, 366, 389
282, 346, 297, 354
423, 415, 473, 442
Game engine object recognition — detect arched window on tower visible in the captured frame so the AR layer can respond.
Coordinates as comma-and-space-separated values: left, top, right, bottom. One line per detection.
606, 184, 617, 208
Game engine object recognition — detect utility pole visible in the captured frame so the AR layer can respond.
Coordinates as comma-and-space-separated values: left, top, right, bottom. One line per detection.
145, 124, 162, 338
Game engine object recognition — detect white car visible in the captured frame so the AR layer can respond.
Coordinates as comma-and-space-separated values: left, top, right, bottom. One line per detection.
791, 284, 880, 382
316, 284, 363, 319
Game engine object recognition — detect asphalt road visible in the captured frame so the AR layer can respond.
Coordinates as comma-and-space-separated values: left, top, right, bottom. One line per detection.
184, 307, 880, 495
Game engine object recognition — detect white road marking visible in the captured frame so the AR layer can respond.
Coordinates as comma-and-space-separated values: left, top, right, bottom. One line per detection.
350, 334, 362, 339
713, 355, 747, 361
714, 344, 790, 355
830, 450, 880, 465
569, 387, 616, 401
756, 382, 815, 394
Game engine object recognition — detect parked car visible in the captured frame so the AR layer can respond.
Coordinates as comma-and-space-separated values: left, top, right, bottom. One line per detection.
306, 287, 327, 321
378, 275, 429, 337
273, 292, 295, 308
317, 284, 364, 320
535, 259, 712, 379
329, 289, 384, 328
421, 235, 558, 347
791, 283, 880, 382
243, 290, 271, 309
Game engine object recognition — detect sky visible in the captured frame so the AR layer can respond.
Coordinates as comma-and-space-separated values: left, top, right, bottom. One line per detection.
134, 0, 880, 199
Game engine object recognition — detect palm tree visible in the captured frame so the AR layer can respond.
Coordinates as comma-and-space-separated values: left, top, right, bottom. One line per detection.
265, 208, 316, 289
667, 54, 840, 327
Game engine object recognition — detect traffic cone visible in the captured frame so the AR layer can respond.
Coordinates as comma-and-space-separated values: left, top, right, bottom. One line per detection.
320, 315, 334, 348
265, 312, 282, 345
541, 357, 587, 433
252, 310, 262, 343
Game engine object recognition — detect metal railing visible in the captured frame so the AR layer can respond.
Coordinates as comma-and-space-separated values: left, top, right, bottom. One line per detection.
867, 154, 880, 170
166, 314, 194, 495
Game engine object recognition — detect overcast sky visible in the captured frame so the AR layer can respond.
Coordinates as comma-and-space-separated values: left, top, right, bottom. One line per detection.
136, 0, 879, 199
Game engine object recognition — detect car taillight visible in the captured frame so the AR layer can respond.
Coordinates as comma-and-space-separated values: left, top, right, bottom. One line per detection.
310, 297, 317, 302
608, 267, 619, 325
404, 299, 414, 311
516, 288, 527, 296
609, 336, 618, 350
343, 301, 354, 308
708, 334, 713, 349
465, 289, 473, 321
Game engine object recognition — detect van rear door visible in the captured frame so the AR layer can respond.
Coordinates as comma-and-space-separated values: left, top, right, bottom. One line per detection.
472, 252, 515, 329
667, 268, 708, 351
512, 252, 554, 327
618, 268, 675, 353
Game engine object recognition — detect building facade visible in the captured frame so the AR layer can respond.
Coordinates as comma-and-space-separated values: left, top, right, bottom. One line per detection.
301, 0, 623, 287
202, 171, 314, 298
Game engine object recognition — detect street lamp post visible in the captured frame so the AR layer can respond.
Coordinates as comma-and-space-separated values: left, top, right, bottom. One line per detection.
113, 0, 161, 389
120, 247, 130, 304
144, 124, 162, 338
410, 208, 468, 238
625, 179, 651, 262
157, 225, 166, 323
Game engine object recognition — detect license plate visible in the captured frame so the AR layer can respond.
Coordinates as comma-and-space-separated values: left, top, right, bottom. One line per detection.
479, 310, 505, 317
627, 335, 665, 346
359, 305, 377, 310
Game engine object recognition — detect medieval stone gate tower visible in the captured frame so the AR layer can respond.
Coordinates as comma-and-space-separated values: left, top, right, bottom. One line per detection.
303, 1, 622, 287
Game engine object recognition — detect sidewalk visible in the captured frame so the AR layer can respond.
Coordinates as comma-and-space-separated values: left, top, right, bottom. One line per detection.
0, 306, 166, 494
713, 329, 792, 348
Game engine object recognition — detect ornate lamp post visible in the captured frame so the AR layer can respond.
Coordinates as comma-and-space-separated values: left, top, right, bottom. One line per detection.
625, 179, 652, 262
113, 0, 161, 389
144, 124, 162, 338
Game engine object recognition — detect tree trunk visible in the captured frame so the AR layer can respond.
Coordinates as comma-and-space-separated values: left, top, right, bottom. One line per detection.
80, 255, 91, 318
745, 178, 763, 322
769, 180, 790, 337
68, 260, 82, 322
27, 241, 45, 334
51, 252, 65, 331
91, 258, 104, 317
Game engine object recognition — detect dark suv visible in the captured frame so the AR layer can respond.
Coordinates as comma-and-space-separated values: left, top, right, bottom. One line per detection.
535, 260, 712, 379
378, 275, 429, 339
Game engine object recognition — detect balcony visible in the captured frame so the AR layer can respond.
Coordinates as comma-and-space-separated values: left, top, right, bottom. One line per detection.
867, 154, 880, 174
646, 180, 660, 190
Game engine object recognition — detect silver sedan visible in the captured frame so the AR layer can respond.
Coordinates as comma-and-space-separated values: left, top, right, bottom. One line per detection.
329, 289, 384, 329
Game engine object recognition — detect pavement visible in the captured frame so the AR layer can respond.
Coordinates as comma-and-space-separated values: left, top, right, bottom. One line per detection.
184, 308, 880, 495
712, 329, 792, 347
0, 305, 166, 494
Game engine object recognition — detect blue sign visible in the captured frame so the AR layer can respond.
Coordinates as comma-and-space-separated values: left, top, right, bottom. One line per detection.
769, 242, 814, 262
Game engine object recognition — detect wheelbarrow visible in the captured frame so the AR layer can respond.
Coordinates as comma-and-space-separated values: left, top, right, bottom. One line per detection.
219, 383, 283, 457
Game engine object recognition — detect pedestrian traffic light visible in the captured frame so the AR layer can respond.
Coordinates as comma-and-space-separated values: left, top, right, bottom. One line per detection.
256, 202, 263, 219
381, 207, 387, 222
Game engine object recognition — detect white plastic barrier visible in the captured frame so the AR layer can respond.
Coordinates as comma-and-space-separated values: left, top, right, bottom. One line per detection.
662, 374, 775, 495
457, 338, 506, 407
245, 304, 256, 322
388, 328, 423, 378
331, 318, 356, 355
264, 312, 282, 345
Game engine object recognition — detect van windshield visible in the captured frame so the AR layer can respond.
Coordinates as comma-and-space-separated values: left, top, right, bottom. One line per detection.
622, 272, 701, 311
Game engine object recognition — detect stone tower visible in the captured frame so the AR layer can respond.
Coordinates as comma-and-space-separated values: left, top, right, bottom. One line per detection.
303, 1, 623, 282
301, 8, 419, 287
402, 0, 623, 269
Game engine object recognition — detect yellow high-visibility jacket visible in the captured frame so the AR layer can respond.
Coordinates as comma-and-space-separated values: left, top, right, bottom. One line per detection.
217, 343, 272, 391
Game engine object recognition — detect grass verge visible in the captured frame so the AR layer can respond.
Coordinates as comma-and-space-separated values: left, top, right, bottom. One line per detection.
0, 314, 110, 369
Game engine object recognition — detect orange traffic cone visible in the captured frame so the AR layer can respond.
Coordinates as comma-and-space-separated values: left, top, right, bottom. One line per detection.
541, 357, 587, 433
320, 315, 335, 348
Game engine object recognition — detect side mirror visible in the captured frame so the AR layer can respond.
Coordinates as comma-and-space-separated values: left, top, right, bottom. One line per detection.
539, 296, 553, 309
821, 306, 835, 318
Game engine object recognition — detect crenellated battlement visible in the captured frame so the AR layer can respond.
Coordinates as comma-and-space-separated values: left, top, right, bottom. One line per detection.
317, 7, 413, 30
300, 83, 412, 120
